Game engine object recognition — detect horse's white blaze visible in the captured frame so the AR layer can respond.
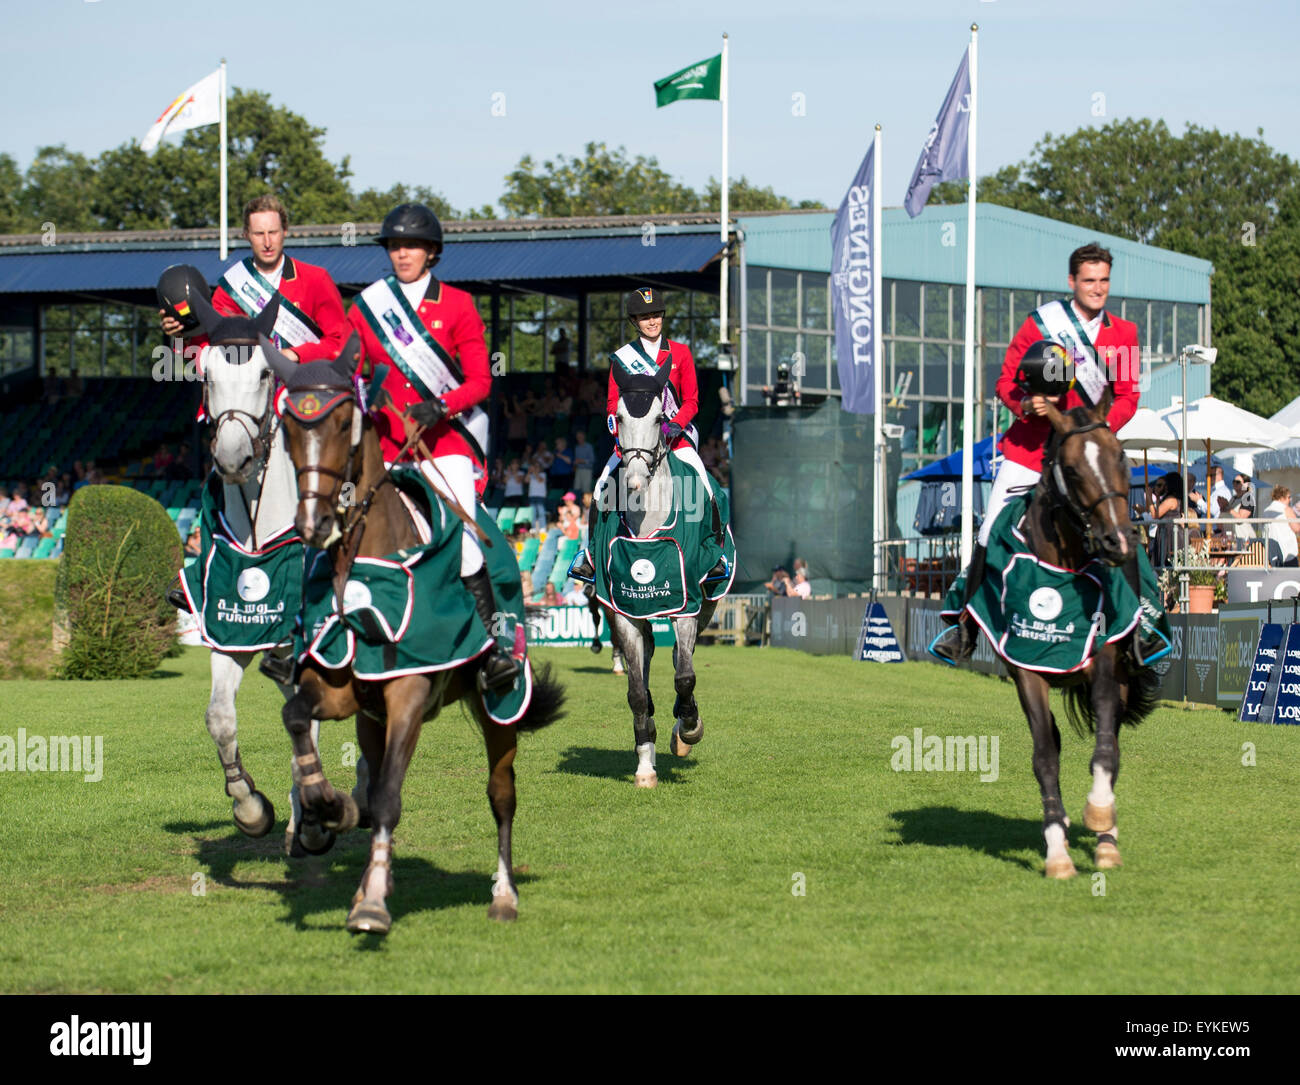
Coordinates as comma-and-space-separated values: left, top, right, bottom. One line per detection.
1087, 765, 1115, 810
1084, 439, 1128, 556
1044, 821, 1069, 862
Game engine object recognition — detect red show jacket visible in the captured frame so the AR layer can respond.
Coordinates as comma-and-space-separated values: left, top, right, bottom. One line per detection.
606, 339, 698, 449
346, 276, 492, 466
996, 305, 1141, 472
196, 255, 350, 364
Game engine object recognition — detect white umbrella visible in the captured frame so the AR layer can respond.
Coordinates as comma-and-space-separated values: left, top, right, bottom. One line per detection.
1156, 395, 1291, 454
1117, 407, 1181, 496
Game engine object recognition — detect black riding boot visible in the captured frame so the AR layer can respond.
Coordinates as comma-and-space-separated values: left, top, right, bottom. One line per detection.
464, 567, 521, 691
931, 543, 987, 664
704, 491, 728, 581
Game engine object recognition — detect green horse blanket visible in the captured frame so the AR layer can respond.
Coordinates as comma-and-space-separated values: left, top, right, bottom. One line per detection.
590, 455, 736, 619
294, 467, 533, 725
179, 473, 303, 653
938, 495, 1172, 673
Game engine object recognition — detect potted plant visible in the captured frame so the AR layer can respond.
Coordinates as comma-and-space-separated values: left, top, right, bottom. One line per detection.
1177, 546, 1221, 613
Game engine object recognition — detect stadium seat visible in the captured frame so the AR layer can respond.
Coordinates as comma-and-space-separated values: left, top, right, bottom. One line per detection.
518, 536, 539, 570
15, 537, 38, 558
496, 507, 517, 533
0, 549, 12, 559
33, 538, 55, 559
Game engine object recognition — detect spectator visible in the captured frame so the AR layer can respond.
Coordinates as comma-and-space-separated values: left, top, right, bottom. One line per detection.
1209, 465, 1231, 513
152, 444, 175, 475
764, 566, 789, 596
572, 430, 595, 496
55, 473, 72, 506
541, 582, 562, 607
167, 443, 193, 481
503, 459, 526, 507
520, 570, 535, 602
1262, 485, 1300, 567
527, 462, 548, 529
503, 394, 529, 453
563, 582, 588, 606
558, 492, 582, 541
548, 436, 575, 495
533, 439, 554, 473
550, 328, 572, 371
791, 569, 812, 599
1147, 473, 1182, 568
1227, 474, 1256, 541
793, 556, 809, 579
185, 523, 202, 558
0, 488, 9, 517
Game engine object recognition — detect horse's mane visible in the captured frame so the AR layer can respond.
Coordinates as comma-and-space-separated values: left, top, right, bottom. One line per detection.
1041, 406, 1099, 464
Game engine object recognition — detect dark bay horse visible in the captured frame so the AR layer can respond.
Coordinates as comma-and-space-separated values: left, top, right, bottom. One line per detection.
1006, 389, 1160, 878
263, 338, 564, 933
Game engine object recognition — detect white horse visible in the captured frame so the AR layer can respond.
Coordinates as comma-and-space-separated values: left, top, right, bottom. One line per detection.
188, 298, 353, 855
592, 372, 728, 788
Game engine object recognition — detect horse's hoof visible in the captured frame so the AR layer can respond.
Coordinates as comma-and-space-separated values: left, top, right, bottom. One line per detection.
326, 793, 360, 834
673, 718, 703, 749
1095, 841, 1122, 869
1083, 802, 1116, 833
635, 770, 658, 789
488, 896, 518, 922
1045, 855, 1077, 880
295, 821, 337, 856
346, 900, 391, 936
233, 792, 275, 838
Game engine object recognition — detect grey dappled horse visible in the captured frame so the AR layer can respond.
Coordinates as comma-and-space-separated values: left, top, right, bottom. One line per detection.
594, 377, 721, 788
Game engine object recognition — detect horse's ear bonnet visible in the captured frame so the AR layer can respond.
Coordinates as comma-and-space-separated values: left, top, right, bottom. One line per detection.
613, 361, 670, 418
191, 291, 280, 349
260, 332, 358, 423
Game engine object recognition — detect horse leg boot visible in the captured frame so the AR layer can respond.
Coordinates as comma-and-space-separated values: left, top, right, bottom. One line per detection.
464, 568, 522, 691
931, 543, 987, 664
670, 620, 704, 753
1014, 666, 1075, 878
281, 679, 358, 835
207, 652, 275, 837
1086, 649, 1123, 868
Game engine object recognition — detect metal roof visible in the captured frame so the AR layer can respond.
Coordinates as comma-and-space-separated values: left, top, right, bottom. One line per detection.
0, 231, 726, 294
738, 203, 1213, 303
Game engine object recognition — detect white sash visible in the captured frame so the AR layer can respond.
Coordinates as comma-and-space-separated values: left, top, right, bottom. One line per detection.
218, 259, 321, 348
1031, 299, 1108, 407
354, 276, 489, 461
611, 340, 685, 421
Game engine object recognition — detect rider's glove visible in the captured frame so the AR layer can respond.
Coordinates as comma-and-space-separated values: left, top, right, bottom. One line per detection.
662, 421, 684, 441
408, 398, 448, 428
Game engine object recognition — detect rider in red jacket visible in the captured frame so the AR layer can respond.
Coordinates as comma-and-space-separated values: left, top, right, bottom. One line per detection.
933, 242, 1144, 664
345, 203, 516, 691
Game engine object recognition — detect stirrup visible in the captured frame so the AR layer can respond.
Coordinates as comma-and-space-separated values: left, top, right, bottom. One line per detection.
568, 551, 595, 584
703, 555, 730, 582
167, 585, 189, 611
928, 620, 974, 667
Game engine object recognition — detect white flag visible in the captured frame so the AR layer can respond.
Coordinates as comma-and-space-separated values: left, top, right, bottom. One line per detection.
140, 69, 222, 153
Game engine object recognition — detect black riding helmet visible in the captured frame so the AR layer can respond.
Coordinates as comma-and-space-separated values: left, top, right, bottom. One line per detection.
376, 203, 443, 252
626, 286, 667, 320
1015, 340, 1074, 397
156, 264, 211, 336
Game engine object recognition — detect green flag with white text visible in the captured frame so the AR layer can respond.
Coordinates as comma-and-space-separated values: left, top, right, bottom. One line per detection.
655, 54, 722, 107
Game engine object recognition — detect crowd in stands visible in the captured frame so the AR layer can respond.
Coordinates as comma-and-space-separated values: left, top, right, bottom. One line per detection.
764, 557, 811, 599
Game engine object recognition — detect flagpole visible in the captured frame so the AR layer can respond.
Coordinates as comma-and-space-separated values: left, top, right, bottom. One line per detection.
959, 25, 978, 569
219, 58, 228, 261
719, 33, 730, 350
872, 124, 884, 592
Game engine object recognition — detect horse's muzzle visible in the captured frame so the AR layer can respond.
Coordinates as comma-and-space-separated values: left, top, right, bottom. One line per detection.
1097, 524, 1138, 566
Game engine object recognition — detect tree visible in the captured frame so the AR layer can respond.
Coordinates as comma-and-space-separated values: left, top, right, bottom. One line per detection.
0, 153, 23, 233
703, 175, 825, 212
19, 145, 99, 234
501, 142, 699, 217
928, 118, 1300, 415
351, 183, 458, 224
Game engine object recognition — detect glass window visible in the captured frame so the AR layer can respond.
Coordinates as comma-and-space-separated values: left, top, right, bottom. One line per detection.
922, 342, 950, 400
770, 270, 798, 328
747, 266, 768, 325
923, 284, 950, 340
982, 288, 1010, 346
894, 281, 921, 338
802, 275, 829, 331
891, 340, 920, 404
1149, 301, 1174, 359
951, 286, 966, 339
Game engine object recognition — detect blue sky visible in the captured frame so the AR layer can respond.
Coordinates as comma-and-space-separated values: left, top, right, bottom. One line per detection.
2, 0, 1297, 214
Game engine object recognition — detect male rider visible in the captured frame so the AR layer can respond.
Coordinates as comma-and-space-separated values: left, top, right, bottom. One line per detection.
932, 242, 1142, 663
160, 194, 348, 364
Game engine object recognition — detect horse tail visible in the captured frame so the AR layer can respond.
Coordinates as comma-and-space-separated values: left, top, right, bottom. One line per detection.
515, 661, 566, 733
1061, 663, 1161, 737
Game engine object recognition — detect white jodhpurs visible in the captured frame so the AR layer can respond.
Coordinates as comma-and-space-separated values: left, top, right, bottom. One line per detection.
979, 458, 1041, 547
418, 454, 484, 576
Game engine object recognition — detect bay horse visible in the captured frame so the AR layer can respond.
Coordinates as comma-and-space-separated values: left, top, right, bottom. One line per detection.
1005, 388, 1160, 879
262, 338, 564, 934
181, 294, 338, 856
586, 369, 731, 788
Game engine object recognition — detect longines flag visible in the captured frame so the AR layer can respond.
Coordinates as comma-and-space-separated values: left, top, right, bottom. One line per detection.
904, 49, 972, 217
831, 143, 875, 414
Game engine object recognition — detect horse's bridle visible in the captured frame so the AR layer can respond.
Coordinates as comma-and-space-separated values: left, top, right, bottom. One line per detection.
617, 390, 669, 477
1042, 419, 1129, 554
203, 347, 280, 466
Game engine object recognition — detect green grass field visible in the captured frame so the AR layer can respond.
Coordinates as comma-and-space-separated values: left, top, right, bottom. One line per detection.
0, 644, 1295, 994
